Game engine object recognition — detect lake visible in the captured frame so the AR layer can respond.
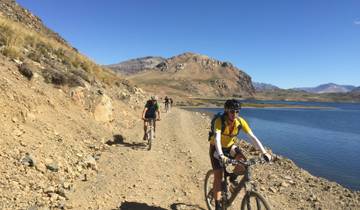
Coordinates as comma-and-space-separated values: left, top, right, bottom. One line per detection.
189, 101, 360, 191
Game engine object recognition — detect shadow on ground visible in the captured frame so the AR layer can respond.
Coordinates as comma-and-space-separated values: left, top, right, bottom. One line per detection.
170, 202, 206, 210
117, 201, 167, 210
106, 134, 147, 150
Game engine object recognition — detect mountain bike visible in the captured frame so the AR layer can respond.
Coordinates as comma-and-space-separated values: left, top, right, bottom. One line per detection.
204, 157, 271, 210
145, 118, 155, 150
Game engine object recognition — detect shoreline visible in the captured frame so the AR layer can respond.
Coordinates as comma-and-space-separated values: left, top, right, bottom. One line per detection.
185, 108, 360, 192
179, 103, 333, 110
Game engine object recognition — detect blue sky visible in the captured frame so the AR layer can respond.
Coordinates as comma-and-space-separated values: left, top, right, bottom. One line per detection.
17, 0, 360, 88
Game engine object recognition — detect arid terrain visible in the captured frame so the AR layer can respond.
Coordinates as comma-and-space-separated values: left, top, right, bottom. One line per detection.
1, 1, 360, 209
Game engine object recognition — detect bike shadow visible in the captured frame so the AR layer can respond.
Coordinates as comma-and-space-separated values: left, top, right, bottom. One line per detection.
106, 134, 147, 150
116, 201, 167, 210
170, 202, 206, 210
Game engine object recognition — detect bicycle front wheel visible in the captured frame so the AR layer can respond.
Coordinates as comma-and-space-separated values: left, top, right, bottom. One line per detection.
241, 191, 271, 210
204, 170, 215, 210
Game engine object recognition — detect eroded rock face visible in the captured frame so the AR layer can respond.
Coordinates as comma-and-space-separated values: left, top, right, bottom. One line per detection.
93, 94, 114, 123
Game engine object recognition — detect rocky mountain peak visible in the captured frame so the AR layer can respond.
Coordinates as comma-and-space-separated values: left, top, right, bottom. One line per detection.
166, 52, 234, 70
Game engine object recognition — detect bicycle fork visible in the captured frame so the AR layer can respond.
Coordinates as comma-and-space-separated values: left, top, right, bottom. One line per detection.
221, 173, 230, 210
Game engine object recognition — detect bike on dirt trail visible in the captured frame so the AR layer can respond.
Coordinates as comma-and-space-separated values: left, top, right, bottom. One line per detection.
204, 157, 271, 210
144, 118, 159, 150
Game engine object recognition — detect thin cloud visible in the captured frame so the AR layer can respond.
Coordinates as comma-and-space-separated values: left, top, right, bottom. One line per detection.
354, 20, 360, 25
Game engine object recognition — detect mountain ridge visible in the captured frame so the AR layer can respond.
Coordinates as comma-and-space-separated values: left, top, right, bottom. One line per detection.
107, 52, 255, 99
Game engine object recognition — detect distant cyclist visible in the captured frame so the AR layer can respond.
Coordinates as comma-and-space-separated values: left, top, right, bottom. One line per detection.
209, 99, 271, 210
142, 96, 161, 140
164, 96, 170, 112
170, 98, 173, 108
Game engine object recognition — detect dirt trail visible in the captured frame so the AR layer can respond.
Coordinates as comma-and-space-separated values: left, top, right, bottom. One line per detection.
68, 108, 211, 209
67, 107, 360, 210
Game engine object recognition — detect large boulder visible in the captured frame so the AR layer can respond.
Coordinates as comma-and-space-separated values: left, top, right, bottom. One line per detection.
93, 94, 114, 123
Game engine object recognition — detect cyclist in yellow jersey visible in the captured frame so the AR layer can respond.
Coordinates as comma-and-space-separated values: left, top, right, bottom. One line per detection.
209, 99, 271, 210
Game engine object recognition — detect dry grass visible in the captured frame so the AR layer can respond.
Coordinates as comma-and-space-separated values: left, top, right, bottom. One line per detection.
0, 15, 119, 85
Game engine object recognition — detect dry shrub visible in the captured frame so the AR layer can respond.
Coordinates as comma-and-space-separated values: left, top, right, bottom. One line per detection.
0, 23, 13, 46
28, 51, 41, 62
70, 69, 91, 83
42, 68, 66, 85
66, 73, 85, 87
18, 64, 33, 80
42, 68, 85, 87
23, 35, 38, 48
2, 46, 21, 59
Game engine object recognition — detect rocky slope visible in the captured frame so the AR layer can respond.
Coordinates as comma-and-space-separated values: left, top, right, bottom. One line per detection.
0, 1, 148, 209
108, 52, 255, 99
0, 53, 150, 209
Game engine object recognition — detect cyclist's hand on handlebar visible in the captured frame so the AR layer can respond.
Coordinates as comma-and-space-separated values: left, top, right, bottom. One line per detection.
262, 153, 272, 162
220, 155, 229, 164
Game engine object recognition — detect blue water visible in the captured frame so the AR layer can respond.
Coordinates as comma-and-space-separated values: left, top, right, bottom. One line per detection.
190, 101, 360, 191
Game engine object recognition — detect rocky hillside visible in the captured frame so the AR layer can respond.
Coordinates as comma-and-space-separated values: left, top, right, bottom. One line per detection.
0, 1, 148, 209
106, 56, 166, 75
108, 52, 255, 100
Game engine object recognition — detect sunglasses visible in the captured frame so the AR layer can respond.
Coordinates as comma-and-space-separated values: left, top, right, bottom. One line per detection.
229, 110, 239, 114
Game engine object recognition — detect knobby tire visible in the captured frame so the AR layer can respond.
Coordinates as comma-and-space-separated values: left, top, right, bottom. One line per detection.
204, 170, 215, 210
240, 191, 271, 210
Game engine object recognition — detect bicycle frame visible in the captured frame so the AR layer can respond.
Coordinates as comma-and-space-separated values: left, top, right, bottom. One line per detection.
205, 158, 270, 210
146, 119, 154, 134
222, 164, 253, 206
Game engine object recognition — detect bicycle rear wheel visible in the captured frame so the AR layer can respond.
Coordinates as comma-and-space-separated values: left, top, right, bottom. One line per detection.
241, 191, 271, 210
148, 126, 153, 150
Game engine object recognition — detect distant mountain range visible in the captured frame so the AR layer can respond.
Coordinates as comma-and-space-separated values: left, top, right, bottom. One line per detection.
351, 86, 360, 93
292, 83, 356, 93
255, 82, 358, 94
